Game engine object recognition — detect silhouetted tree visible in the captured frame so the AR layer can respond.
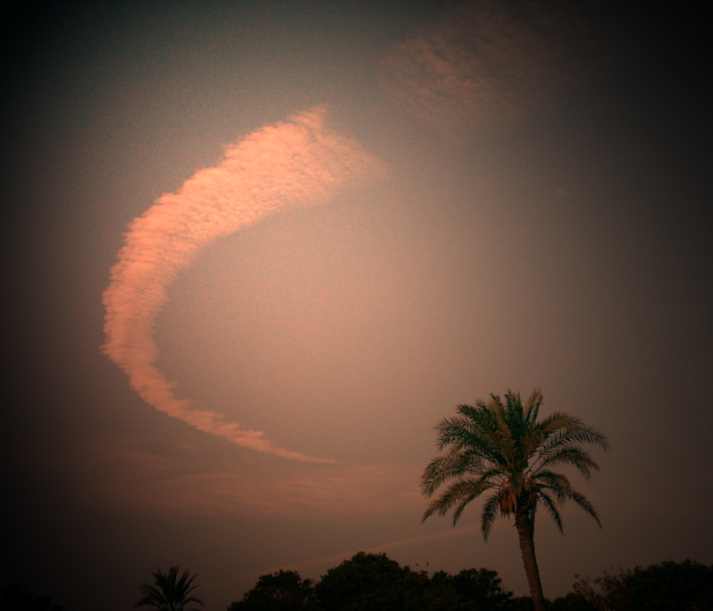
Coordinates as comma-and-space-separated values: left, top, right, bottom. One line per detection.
135, 566, 203, 611
428, 568, 513, 610
229, 556, 713, 611
1, 583, 67, 611
548, 592, 597, 611
309, 552, 514, 611
228, 570, 316, 611
573, 560, 713, 611
452, 568, 513, 609
504, 596, 593, 611
507, 596, 537, 611
419, 572, 460, 611
422, 390, 608, 611
315, 552, 429, 611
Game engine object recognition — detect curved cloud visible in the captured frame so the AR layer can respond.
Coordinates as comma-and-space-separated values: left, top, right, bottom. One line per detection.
103, 106, 384, 463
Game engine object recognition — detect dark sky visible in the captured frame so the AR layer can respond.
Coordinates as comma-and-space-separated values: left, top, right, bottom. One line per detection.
4, 2, 712, 611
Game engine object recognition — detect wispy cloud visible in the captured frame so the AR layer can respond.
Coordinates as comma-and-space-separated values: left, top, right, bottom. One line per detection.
103, 106, 384, 463
380, 2, 579, 138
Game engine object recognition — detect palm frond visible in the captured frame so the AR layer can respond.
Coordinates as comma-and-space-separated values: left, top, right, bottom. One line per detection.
136, 566, 203, 610
436, 416, 505, 465
504, 390, 525, 426
533, 470, 573, 500
136, 585, 167, 608
436, 416, 477, 448
540, 446, 599, 479
421, 449, 488, 496
521, 427, 546, 460
493, 405, 516, 460
422, 477, 495, 522
570, 490, 602, 527
456, 404, 499, 436
538, 491, 564, 534
450, 467, 507, 525
524, 389, 543, 425
481, 488, 511, 540
451, 494, 477, 525
537, 422, 609, 454
537, 411, 581, 433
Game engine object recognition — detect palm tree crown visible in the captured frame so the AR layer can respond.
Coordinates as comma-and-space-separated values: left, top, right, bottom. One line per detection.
135, 566, 204, 611
422, 389, 608, 538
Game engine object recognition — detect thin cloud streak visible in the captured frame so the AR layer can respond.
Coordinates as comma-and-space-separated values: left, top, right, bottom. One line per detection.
103, 106, 384, 463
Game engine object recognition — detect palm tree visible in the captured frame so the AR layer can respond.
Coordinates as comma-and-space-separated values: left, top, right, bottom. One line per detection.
135, 566, 204, 611
421, 390, 608, 611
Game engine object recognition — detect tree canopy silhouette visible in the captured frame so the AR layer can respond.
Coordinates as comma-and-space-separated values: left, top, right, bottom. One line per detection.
225, 556, 712, 611
135, 566, 203, 611
573, 559, 713, 611
315, 552, 423, 611
1, 583, 68, 611
227, 570, 316, 611
310, 552, 514, 611
421, 390, 608, 611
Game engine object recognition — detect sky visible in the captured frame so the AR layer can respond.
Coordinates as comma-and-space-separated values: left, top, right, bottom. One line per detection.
4, 2, 713, 610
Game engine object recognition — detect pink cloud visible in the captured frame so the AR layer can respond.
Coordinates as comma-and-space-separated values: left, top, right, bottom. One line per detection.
103, 106, 384, 463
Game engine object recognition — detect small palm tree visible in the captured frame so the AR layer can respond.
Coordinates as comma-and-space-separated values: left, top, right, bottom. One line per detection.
422, 390, 608, 611
135, 566, 204, 611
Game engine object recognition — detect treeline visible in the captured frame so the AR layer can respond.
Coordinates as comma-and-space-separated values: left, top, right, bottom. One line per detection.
4, 555, 712, 610
1, 583, 67, 611
228, 553, 713, 611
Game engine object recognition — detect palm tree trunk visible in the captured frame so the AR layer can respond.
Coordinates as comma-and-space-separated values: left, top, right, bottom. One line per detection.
516, 511, 546, 611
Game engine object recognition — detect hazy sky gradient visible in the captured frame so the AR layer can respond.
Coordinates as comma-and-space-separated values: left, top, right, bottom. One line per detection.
5, 3, 712, 611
